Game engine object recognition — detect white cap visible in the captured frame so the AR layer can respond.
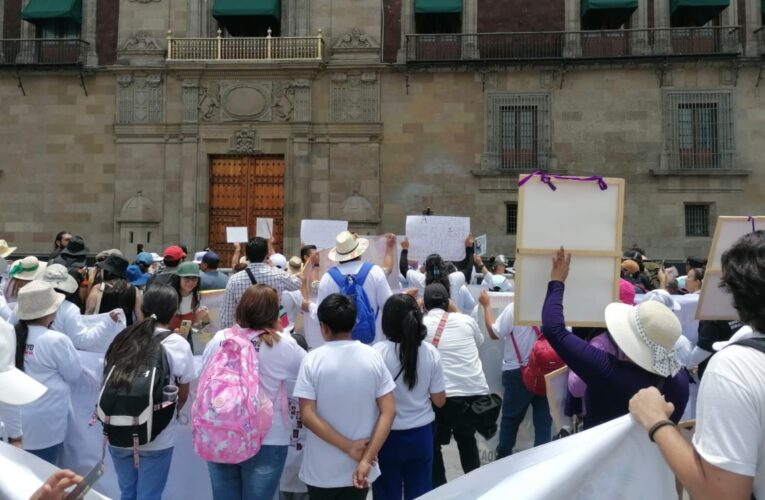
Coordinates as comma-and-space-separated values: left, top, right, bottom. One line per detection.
0, 319, 47, 405
150, 252, 163, 263
269, 253, 288, 270
193, 251, 207, 264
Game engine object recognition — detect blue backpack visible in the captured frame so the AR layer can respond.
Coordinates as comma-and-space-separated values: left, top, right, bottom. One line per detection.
327, 262, 377, 344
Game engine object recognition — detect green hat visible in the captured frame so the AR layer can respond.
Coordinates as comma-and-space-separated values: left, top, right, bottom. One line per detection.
176, 262, 201, 278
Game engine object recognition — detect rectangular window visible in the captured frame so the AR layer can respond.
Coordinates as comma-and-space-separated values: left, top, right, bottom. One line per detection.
664, 91, 733, 170
37, 19, 81, 39
485, 93, 551, 171
415, 13, 462, 34
685, 204, 710, 237
506, 203, 518, 235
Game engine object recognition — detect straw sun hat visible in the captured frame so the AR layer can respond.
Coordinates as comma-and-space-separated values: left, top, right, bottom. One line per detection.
605, 300, 682, 378
40, 263, 79, 294
16, 281, 65, 321
328, 231, 369, 263
9, 256, 47, 281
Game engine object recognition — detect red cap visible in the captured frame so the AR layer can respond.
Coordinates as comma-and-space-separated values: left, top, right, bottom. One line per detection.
163, 245, 186, 261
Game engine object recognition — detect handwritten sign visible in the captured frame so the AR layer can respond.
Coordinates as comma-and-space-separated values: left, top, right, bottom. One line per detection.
300, 220, 348, 250
475, 234, 487, 257
225, 227, 248, 243
405, 215, 470, 263
256, 218, 273, 239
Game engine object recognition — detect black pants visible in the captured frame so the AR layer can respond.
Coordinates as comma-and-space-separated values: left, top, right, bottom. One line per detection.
307, 485, 368, 500
432, 396, 482, 488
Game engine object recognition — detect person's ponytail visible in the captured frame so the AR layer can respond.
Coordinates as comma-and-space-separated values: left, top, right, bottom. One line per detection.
14, 321, 29, 370
382, 294, 427, 390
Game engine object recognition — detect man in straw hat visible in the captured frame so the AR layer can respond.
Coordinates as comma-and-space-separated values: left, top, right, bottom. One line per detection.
630, 230, 765, 500
316, 231, 392, 344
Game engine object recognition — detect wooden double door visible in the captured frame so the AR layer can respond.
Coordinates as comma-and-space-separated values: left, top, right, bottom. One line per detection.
208, 156, 285, 266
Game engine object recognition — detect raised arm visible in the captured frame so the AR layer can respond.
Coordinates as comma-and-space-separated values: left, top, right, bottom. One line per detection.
382, 234, 396, 277
478, 290, 499, 340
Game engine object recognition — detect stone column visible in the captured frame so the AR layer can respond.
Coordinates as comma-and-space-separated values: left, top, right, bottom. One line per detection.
83, 0, 97, 65
631, 0, 650, 55
744, 0, 762, 56
563, 0, 582, 58
720, 1, 741, 53
462, 0, 478, 59
654, 0, 671, 54
397, 0, 413, 62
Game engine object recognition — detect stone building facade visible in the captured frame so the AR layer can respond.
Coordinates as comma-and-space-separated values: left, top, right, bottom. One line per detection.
0, 0, 763, 263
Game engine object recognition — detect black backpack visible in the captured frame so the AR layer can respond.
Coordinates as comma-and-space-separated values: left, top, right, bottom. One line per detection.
97, 332, 176, 447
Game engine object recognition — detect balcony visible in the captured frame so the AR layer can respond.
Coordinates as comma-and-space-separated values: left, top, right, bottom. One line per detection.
0, 38, 88, 66
167, 30, 325, 62
405, 26, 741, 63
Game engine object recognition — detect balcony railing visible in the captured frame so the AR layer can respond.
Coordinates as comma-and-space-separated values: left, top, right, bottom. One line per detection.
406, 27, 741, 62
755, 26, 765, 56
0, 38, 88, 66
167, 30, 325, 62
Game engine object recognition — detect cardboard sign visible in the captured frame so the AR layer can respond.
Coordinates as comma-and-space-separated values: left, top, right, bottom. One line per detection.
697, 216, 765, 320
405, 215, 470, 263
475, 234, 487, 257
225, 226, 248, 243
256, 218, 274, 239
514, 174, 625, 326
300, 220, 348, 250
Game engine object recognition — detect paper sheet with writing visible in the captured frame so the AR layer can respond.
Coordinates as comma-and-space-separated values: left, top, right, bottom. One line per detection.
255, 218, 273, 239
300, 220, 348, 250
225, 226, 248, 243
405, 215, 470, 263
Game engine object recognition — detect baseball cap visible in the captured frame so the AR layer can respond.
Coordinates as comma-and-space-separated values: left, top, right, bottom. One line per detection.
202, 251, 220, 266
135, 252, 153, 266
0, 319, 47, 405
163, 245, 186, 261
269, 253, 288, 270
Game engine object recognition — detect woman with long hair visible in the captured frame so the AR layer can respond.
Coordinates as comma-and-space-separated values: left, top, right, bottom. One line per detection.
15, 281, 81, 465
103, 284, 196, 500
373, 293, 446, 500
200, 284, 306, 500
86, 255, 143, 326
167, 262, 208, 332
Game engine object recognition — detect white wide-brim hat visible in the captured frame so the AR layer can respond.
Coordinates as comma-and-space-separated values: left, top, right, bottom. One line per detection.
0, 239, 17, 259
328, 231, 369, 263
605, 301, 682, 377
9, 256, 46, 281
16, 281, 65, 321
0, 320, 47, 405
40, 263, 79, 294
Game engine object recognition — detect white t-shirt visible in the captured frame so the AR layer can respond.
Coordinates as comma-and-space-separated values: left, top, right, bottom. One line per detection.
490, 302, 538, 371
202, 328, 306, 446
52, 299, 124, 353
693, 335, 765, 498
423, 309, 489, 397
405, 271, 475, 313
294, 340, 396, 488
302, 303, 324, 350
317, 262, 392, 343
281, 290, 303, 330
132, 329, 196, 451
21, 325, 82, 450
373, 340, 445, 430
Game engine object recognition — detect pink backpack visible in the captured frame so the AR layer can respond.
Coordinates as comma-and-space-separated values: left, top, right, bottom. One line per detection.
192, 325, 274, 464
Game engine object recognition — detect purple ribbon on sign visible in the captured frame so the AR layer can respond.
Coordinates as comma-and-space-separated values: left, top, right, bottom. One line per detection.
747, 215, 756, 233
518, 171, 609, 191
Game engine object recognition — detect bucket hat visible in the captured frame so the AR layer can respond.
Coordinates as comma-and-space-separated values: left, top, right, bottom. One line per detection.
97, 255, 129, 279
40, 263, 79, 294
16, 281, 65, 321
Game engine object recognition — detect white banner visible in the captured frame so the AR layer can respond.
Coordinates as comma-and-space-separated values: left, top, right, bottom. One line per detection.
405, 215, 470, 263
419, 415, 675, 500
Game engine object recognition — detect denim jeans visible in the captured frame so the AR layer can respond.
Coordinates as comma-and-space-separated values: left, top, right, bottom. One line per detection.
373, 423, 434, 500
109, 446, 174, 500
207, 444, 288, 500
432, 396, 482, 488
28, 442, 63, 466
496, 369, 552, 459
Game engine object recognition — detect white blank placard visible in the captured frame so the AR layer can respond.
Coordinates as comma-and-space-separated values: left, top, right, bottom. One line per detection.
405, 215, 470, 263
708, 217, 765, 269
515, 253, 619, 325
226, 227, 248, 243
256, 218, 273, 239
697, 273, 736, 319
519, 178, 621, 251
300, 220, 348, 250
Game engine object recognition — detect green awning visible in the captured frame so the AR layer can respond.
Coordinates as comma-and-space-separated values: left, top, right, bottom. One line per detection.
21, 0, 82, 23
581, 0, 638, 17
415, 0, 463, 14
212, 0, 281, 18
671, 0, 729, 13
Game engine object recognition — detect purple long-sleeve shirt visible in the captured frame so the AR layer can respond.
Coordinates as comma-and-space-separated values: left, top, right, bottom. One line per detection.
542, 281, 689, 429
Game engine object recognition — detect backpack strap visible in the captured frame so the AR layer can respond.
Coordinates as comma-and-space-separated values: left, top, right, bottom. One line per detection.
733, 337, 765, 354
355, 262, 374, 286
245, 267, 257, 286
509, 331, 525, 367
532, 326, 543, 340
327, 267, 345, 288
431, 312, 449, 348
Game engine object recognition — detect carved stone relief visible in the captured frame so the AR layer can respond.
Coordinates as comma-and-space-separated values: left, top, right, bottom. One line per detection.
117, 74, 164, 124
330, 72, 379, 123
198, 82, 221, 122
220, 81, 272, 122
272, 82, 295, 122
120, 32, 163, 53
229, 126, 260, 154
333, 28, 379, 51
190, 80, 311, 123
341, 189, 376, 221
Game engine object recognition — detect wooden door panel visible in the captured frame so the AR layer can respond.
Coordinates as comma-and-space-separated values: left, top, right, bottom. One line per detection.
209, 156, 285, 265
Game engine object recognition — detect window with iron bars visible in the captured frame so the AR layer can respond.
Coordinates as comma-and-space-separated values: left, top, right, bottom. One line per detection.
485, 93, 550, 171
506, 203, 518, 235
664, 92, 733, 170
685, 204, 711, 237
